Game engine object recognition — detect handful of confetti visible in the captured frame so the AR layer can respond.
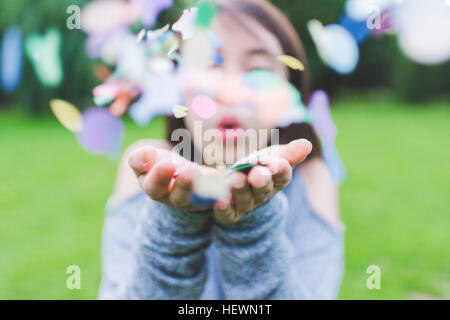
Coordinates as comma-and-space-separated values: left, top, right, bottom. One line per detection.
190, 150, 270, 205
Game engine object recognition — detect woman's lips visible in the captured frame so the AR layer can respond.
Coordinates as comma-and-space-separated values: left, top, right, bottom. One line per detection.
216, 117, 243, 141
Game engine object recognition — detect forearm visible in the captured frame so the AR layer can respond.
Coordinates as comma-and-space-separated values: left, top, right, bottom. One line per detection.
121, 201, 212, 299
212, 192, 309, 299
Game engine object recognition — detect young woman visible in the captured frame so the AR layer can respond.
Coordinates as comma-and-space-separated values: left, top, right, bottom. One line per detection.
99, 0, 344, 299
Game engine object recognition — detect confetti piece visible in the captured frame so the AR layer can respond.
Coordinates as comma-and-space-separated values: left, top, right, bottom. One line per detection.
76, 107, 123, 155
94, 95, 114, 106
50, 99, 82, 132
324, 24, 359, 74
277, 55, 305, 71
229, 162, 257, 174
82, 0, 137, 34
206, 30, 224, 65
1, 26, 22, 92
128, 73, 182, 125
338, 14, 371, 43
227, 150, 270, 174
392, 0, 450, 65
85, 31, 113, 60
372, 11, 394, 36
192, 173, 228, 204
147, 57, 174, 74
345, 0, 394, 21
25, 29, 64, 87
322, 143, 346, 184
182, 30, 214, 69
190, 194, 216, 205
114, 36, 148, 82
136, 28, 146, 42
146, 24, 171, 42
93, 63, 112, 82
216, 164, 227, 174
93, 81, 121, 99
172, 105, 189, 118
172, 7, 199, 40
25, 28, 64, 87
308, 20, 359, 75
196, 1, 217, 28
110, 92, 131, 116
242, 69, 282, 91
191, 94, 216, 119
308, 90, 336, 145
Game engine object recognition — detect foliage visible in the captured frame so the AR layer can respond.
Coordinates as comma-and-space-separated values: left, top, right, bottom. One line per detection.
0, 0, 448, 113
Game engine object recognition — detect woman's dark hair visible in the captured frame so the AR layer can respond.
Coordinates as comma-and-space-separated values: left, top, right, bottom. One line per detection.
167, 0, 321, 161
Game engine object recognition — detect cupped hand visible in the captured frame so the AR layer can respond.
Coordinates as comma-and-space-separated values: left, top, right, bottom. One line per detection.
128, 146, 217, 212
213, 138, 313, 223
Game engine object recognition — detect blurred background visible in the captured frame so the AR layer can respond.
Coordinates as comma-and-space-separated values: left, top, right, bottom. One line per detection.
0, 0, 449, 299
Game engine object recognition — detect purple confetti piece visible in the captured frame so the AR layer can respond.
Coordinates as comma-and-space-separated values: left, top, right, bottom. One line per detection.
76, 107, 123, 155
308, 90, 337, 145
85, 26, 126, 59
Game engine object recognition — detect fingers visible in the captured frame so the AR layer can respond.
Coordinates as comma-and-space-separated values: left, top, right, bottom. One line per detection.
281, 139, 313, 166
213, 159, 291, 223
267, 157, 292, 189
142, 161, 176, 201
264, 138, 312, 167
128, 146, 157, 185
213, 201, 236, 223
230, 171, 255, 215
213, 171, 250, 223
248, 165, 274, 204
168, 164, 197, 209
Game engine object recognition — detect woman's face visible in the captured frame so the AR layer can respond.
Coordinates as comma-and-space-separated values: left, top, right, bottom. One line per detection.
182, 11, 288, 165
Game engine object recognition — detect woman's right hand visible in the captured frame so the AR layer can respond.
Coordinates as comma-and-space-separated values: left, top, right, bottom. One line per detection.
128, 146, 216, 212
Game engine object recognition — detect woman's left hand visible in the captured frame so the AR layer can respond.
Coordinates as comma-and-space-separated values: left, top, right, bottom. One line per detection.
213, 138, 313, 223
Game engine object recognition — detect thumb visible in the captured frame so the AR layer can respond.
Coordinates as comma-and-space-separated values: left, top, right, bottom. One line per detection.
280, 139, 313, 166
128, 146, 157, 178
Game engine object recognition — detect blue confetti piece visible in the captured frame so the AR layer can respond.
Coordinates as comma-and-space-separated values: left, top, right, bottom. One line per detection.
322, 143, 346, 184
1, 26, 23, 92
190, 194, 216, 206
338, 14, 371, 44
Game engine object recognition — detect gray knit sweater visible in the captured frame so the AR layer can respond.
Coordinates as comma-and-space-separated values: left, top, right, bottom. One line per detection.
98, 169, 345, 299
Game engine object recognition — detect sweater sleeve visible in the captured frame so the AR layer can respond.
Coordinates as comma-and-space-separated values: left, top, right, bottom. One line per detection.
98, 195, 212, 300
212, 191, 344, 300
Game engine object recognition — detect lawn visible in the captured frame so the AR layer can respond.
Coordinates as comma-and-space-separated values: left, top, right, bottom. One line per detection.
0, 95, 449, 299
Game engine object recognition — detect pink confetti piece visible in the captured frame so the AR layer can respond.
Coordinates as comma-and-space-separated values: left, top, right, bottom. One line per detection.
93, 81, 121, 99
191, 94, 216, 119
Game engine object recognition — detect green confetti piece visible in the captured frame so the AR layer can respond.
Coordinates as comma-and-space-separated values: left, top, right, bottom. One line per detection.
94, 95, 114, 106
24, 28, 63, 87
196, 1, 217, 28
229, 162, 257, 174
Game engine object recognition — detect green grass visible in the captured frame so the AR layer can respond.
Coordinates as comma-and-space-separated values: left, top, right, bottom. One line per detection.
0, 96, 449, 299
